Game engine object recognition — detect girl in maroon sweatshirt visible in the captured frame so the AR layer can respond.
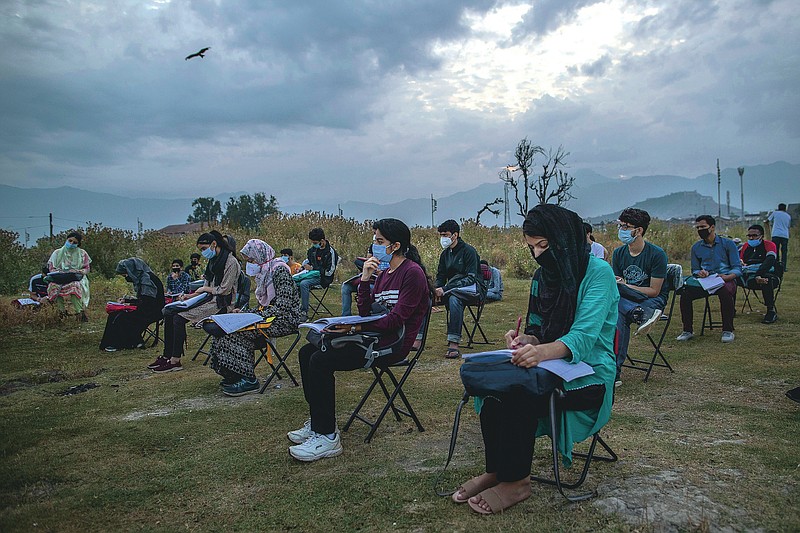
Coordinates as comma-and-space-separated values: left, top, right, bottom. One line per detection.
287, 218, 431, 462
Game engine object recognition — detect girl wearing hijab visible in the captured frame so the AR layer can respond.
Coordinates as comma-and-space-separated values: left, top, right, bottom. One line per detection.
149, 230, 241, 373
453, 204, 618, 515
207, 239, 303, 396
287, 218, 431, 462
47, 231, 92, 321
100, 258, 166, 352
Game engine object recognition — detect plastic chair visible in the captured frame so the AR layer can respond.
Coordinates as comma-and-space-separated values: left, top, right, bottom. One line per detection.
622, 263, 682, 381
530, 388, 618, 502
342, 304, 432, 443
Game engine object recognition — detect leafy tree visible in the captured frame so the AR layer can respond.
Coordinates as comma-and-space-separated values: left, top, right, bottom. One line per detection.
222, 193, 279, 230
499, 138, 575, 217
187, 197, 222, 226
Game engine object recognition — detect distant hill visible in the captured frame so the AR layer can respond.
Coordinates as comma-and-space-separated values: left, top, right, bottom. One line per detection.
1, 161, 796, 241
587, 191, 741, 223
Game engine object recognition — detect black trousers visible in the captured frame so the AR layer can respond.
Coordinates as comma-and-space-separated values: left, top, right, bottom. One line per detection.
744, 277, 776, 309
162, 314, 189, 358
298, 342, 368, 435
480, 384, 605, 482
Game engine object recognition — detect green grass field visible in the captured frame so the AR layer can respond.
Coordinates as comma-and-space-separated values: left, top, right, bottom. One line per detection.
1, 262, 799, 532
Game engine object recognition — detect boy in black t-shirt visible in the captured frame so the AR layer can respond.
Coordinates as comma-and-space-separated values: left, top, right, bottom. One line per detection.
612, 208, 668, 381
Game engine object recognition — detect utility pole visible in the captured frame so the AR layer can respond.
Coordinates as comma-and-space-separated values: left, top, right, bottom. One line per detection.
726, 190, 731, 217
716, 159, 721, 219
737, 167, 745, 220
337, 204, 343, 217
49, 212, 54, 245
137, 218, 143, 239
431, 195, 437, 227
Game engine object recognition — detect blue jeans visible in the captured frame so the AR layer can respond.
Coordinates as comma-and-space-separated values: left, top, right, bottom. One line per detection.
444, 289, 482, 344
297, 273, 321, 314
616, 292, 665, 373
341, 282, 375, 316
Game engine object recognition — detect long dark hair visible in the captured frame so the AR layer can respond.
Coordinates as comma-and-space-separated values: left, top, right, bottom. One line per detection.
197, 230, 236, 285
373, 218, 434, 294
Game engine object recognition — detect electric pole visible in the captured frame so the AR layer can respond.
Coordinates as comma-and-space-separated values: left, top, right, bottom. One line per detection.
431, 195, 437, 227
716, 159, 721, 219
49, 213, 53, 245
737, 167, 745, 220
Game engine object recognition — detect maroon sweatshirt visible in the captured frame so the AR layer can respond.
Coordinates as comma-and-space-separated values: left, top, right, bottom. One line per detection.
357, 258, 429, 362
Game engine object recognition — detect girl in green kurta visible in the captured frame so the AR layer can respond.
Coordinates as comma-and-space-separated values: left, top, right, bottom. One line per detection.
453, 204, 619, 515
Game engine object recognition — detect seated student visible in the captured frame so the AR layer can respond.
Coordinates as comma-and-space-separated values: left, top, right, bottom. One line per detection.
100, 258, 166, 352
296, 228, 338, 318
165, 258, 191, 296
47, 231, 92, 321
739, 224, 779, 324
206, 239, 303, 396
287, 218, 430, 462
341, 244, 390, 316
149, 230, 241, 373
453, 204, 617, 515
480, 260, 504, 302
28, 264, 50, 302
584, 222, 608, 260
185, 253, 204, 282
612, 208, 668, 379
280, 248, 303, 275
677, 215, 742, 343
435, 219, 486, 359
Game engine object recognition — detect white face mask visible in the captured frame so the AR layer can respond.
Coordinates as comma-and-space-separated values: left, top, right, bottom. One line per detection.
440, 236, 453, 249
245, 262, 261, 276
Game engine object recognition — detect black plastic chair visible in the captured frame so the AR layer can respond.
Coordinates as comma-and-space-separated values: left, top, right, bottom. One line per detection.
342, 304, 432, 443
623, 264, 682, 381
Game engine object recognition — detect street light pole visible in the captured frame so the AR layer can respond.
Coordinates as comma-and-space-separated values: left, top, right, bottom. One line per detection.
737, 167, 745, 220
716, 159, 721, 219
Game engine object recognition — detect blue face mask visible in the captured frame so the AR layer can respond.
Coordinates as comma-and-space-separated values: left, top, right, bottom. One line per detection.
747, 239, 761, 248
65, 241, 77, 249
280, 256, 289, 263
371, 244, 394, 263
201, 247, 216, 259
618, 228, 636, 245
312, 243, 321, 249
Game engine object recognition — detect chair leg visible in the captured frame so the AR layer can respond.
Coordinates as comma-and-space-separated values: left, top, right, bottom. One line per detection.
258, 334, 301, 393
191, 333, 213, 362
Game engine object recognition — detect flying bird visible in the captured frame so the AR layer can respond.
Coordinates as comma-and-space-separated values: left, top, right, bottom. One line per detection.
185, 47, 210, 61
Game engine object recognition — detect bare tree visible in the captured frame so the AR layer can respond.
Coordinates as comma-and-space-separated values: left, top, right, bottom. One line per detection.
499, 138, 575, 218
476, 198, 503, 226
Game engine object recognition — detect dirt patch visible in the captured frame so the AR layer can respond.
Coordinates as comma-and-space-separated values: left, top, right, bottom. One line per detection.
593, 470, 758, 532
59, 382, 100, 396
0, 368, 105, 396
120, 394, 263, 421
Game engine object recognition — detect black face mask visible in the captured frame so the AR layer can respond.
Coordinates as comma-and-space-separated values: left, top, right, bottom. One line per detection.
172, 267, 181, 273
697, 228, 711, 240
533, 248, 559, 272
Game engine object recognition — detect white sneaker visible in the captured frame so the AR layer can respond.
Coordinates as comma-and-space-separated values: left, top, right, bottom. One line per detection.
635, 309, 663, 336
721, 331, 735, 343
289, 432, 342, 462
287, 419, 313, 444
104, 346, 117, 352
676, 331, 694, 341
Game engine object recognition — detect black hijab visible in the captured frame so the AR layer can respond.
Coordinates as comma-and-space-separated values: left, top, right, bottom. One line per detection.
197, 231, 234, 286
523, 204, 590, 343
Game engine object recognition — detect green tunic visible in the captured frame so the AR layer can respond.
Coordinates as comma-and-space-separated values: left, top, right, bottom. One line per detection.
533, 255, 619, 466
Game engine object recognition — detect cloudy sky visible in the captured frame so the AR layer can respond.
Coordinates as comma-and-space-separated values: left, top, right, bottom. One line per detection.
1, 0, 798, 205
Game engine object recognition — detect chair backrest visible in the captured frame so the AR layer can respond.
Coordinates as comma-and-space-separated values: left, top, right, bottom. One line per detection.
665, 263, 684, 293
235, 271, 251, 309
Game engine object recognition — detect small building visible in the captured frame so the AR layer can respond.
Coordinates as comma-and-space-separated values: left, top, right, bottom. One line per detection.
158, 222, 204, 237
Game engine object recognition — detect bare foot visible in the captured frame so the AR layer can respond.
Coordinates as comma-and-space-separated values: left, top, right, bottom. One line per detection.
468, 480, 531, 515
452, 472, 498, 503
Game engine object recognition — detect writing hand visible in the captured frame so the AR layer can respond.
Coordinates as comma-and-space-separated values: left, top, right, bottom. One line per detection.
510, 344, 541, 368
697, 270, 709, 278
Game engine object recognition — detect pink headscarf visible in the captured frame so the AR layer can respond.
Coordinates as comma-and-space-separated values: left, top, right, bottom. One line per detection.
240, 239, 290, 306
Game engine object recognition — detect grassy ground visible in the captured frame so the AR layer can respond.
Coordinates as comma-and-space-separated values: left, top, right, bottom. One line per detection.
1, 264, 798, 532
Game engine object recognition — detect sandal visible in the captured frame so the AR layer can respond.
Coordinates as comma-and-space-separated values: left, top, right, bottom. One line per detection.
445, 348, 461, 359
452, 477, 492, 504
467, 487, 523, 515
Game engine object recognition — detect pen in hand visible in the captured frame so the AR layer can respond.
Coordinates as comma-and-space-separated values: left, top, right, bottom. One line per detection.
510, 316, 523, 349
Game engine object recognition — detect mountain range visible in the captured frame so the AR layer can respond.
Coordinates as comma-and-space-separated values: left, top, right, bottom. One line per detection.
1, 161, 796, 242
